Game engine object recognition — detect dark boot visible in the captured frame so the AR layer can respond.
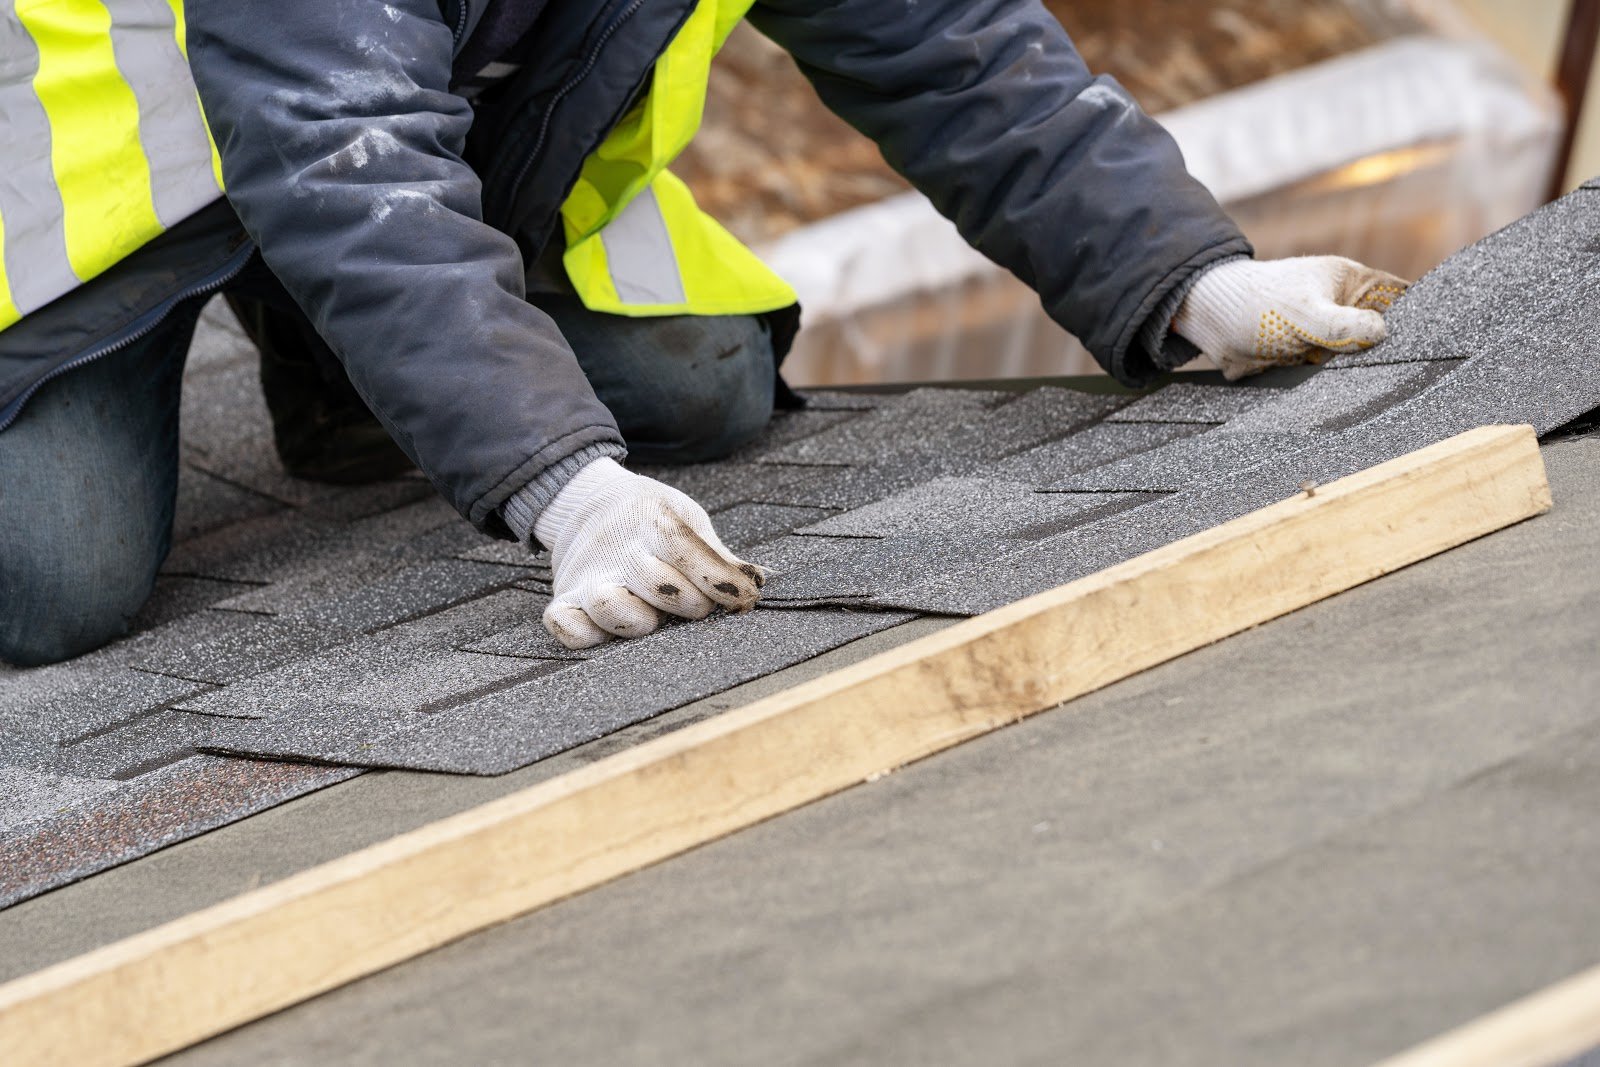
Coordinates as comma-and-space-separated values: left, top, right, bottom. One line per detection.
224, 292, 415, 484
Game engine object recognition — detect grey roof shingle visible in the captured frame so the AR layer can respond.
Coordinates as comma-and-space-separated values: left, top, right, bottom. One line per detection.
980, 421, 1207, 484
5, 188, 1600, 910
1106, 381, 1281, 424
204, 608, 916, 774
1216, 361, 1458, 435
709, 502, 837, 551
1044, 430, 1303, 492
124, 612, 348, 686
180, 589, 551, 720
0, 754, 357, 909
758, 387, 1011, 466
0, 660, 207, 748
0, 767, 120, 833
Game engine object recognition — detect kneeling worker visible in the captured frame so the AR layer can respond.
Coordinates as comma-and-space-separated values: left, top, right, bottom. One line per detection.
0, 0, 1404, 664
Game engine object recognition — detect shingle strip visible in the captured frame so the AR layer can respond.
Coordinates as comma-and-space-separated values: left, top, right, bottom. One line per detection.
1106, 381, 1280, 424
181, 589, 552, 720
204, 609, 915, 774
0, 756, 358, 909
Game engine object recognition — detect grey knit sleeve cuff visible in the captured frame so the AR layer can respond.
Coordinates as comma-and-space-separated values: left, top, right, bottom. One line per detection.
501, 441, 629, 546
1138, 253, 1251, 372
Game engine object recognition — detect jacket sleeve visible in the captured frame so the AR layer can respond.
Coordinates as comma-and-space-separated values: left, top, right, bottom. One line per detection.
186, 0, 624, 532
747, 0, 1253, 386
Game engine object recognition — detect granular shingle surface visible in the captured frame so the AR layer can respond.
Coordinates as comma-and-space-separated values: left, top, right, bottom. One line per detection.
1105, 381, 1281, 423
981, 421, 1207, 483
4, 187, 1600, 907
0, 755, 357, 909
708, 502, 837, 550
459, 622, 592, 662
758, 387, 1010, 466
1044, 430, 1303, 492
1216, 362, 1458, 435
205, 608, 916, 774
123, 612, 346, 685
1, 661, 206, 747
0, 768, 119, 833
797, 478, 1137, 539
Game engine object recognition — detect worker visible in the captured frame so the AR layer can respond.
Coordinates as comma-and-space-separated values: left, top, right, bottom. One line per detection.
0, 0, 1406, 666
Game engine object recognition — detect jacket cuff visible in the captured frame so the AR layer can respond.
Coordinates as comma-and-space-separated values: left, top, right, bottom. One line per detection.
501, 441, 629, 546
1137, 253, 1251, 372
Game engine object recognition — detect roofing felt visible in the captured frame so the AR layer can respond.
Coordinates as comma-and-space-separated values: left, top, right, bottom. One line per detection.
3, 187, 1600, 908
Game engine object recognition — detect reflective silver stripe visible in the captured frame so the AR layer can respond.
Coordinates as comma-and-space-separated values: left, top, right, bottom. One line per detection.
0, 8, 75, 313
600, 186, 688, 306
105, 0, 221, 229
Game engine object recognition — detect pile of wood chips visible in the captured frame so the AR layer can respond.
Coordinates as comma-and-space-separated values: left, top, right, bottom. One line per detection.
678, 0, 1426, 244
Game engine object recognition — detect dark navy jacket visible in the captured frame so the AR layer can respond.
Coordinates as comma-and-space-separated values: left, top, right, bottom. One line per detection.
0, 0, 1250, 532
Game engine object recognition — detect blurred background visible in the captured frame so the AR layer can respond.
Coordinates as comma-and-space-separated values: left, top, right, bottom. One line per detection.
678, 1, 1596, 385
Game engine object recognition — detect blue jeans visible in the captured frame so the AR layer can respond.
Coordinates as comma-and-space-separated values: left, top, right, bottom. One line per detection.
0, 278, 775, 666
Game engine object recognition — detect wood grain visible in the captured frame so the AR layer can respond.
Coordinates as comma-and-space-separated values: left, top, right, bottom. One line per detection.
1371, 961, 1600, 1067
0, 425, 1551, 1067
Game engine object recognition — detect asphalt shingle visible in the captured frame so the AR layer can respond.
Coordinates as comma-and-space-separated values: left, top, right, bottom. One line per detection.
182, 589, 551, 720
0, 661, 207, 747
50, 710, 220, 781
205, 608, 916, 773
631, 460, 830, 513
980, 422, 1207, 484
1106, 382, 1281, 424
6, 186, 1600, 910
796, 477, 1144, 540
759, 387, 1010, 466
1332, 187, 1600, 368
172, 464, 286, 543
0, 755, 358, 909
1044, 430, 1303, 492
124, 611, 352, 686
710, 502, 837, 551
0, 767, 120, 833
1217, 362, 1458, 436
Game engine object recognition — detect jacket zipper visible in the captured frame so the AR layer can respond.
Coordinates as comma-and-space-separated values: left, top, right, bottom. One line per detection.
450, 0, 469, 46
0, 244, 255, 433
505, 0, 650, 203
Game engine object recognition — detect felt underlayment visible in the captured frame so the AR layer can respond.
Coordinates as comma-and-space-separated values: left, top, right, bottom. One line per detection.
3, 189, 1600, 909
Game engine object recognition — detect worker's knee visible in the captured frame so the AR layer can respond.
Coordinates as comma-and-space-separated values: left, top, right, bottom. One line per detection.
581, 311, 777, 464
630, 327, 774, 463
0, 324, 184, 667
0, 527, 163, 667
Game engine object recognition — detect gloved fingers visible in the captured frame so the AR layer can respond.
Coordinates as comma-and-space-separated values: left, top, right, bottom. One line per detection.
651, 511, 764, 612
667, 494, 751, 564
1299, 303, 1389, 353
543, 599, 611, 651
580, 582, 662, 639
1329, 259, 1411, 312
1216, 354, 1270, 382
622, 554, 718, 620
1352, 273, 1409, 313
688, 510, 771, 595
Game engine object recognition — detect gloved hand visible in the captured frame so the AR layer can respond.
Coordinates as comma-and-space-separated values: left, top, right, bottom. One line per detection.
1173, 256, 1409, 380
533, 457, 765, 649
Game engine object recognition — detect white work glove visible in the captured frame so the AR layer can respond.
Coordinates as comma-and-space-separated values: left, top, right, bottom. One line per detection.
1173, 256, 1408, 380
533, 457, 765, 649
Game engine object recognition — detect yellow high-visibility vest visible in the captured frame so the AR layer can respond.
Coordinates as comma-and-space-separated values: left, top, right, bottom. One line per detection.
0, 0, 224, 333
560, 0, 798, 318
0, 0, 792, 336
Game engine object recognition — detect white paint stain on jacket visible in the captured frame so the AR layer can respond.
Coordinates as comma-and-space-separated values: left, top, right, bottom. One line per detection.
369, 184, 447, 223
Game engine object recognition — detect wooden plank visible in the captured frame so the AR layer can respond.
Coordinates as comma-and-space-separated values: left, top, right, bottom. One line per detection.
1371, 962, 1600, 1067
0, 425, 1552, 1067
